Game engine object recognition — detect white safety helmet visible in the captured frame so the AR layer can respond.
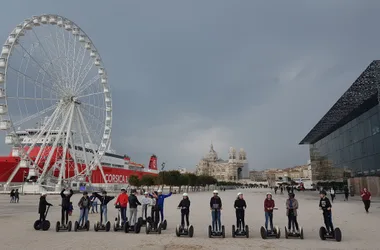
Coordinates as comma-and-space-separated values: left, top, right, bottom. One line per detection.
183, 193, 188, 197
266, 192, 272, 196
41, 192, 47, 196
157, 189, 162, 193
63, 190, 70, 195
213, 190, 218, 194
237, 192, 242, 196
144, 191, 149, 195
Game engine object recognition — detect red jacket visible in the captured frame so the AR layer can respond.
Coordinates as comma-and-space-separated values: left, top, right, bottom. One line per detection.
361, 191, 371, 201
264, 199, 275, 212
115, 193, 129, 208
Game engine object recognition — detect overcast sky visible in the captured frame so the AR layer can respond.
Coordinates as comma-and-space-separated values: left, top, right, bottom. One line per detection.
0, 0, 379, 170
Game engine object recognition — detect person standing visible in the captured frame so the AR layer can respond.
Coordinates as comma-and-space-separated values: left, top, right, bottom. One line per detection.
90, 193, 98, 213
344, 186, 349, 201
14, 189, 19, 203
10, 189, 15, 203
128, 189, 141, 226
114, 188, 129, 225
330, 187, 335, 203
361, 188, 371, 213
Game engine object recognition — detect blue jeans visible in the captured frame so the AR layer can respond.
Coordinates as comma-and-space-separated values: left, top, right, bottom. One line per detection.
78, 208, 89, 226
159, 206, 164, 222
91, 201, 98, 213
323, 212, 334, 232
120, 207, 127, 224
211, 210, 221, 231
265, 212, 273, 231
100, 205, 107, 223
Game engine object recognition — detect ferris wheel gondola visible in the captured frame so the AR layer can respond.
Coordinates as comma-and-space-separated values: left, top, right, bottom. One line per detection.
0, 14, 112, 191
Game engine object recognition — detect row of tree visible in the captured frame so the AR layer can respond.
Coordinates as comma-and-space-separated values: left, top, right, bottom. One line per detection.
128, 170, 246, 192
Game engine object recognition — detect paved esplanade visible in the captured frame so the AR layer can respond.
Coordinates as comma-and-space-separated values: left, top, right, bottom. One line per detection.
0, 189, 377, 250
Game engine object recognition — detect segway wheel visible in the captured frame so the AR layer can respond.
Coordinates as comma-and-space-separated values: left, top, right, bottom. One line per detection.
221, 225, 225, 238
175, 225, 180, 237
34, 220, 41, 230
145, 223, 150, 234
260, 226, 267, 239
334, 228, 342, 242
68, 221, 72, 232
94, 223, 99, 232
232, 225, 236, 238
162, 220, 167, 230
42, 220, 50, 231
134, 223, 141, 234
137, 217, 143, 226
245, 225, 249, 238
85, 221, 90, 231
284, 227, 288, 239
55, 221, 60, 232
74, 221, 79, 232
113, 222, 118, 232
275, 226, 281, 239
300, 227, 304, 239
208, 225, 212, 238
105, 221, 111, 232
188, 225, 194, 238
157, 223, 162, 234
319, 226, 326, 240
124, 222, 129, 233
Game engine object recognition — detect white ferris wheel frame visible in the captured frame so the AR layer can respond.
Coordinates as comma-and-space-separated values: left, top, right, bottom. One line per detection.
0, 14, 113, 188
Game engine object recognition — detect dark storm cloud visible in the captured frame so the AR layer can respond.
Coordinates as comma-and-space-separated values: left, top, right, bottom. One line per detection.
0, 0, 379, 170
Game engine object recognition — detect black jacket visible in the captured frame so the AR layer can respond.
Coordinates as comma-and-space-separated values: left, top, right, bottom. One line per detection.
234, 199, 247, 209
78, 196, 91, 209
319, 197, 332, 212
94, 192, 114, 206
178, 199, 190, 211
128, 194, 141, 208
60, 189, 74, 209
210, 196, 222, 210
38, 196, 52, 214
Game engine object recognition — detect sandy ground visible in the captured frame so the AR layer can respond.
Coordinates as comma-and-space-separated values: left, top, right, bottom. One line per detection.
0, 188, 378, 250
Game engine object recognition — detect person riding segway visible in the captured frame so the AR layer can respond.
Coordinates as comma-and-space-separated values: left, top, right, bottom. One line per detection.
175, 193, 194, 237
284, 192, 303, 239
140, 192, 152, 227
113, 188, 129, 232
208, 190, 225, 238
319, 190, 342, 242
260, 192, 280, 239
146, 191, 162, 234
75, 191, 91, 231
156, 189, 172, 230
232, 192, 249, 238
93, 190, 114, 232
56, 188, 73, 232
34, 192, 53, 231
127, 189, 142, 233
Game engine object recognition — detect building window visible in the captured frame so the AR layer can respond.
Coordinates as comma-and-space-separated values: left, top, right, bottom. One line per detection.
370, 114, 379, 135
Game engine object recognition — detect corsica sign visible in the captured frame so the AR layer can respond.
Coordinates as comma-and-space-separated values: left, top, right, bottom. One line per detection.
105, 174, 128, 183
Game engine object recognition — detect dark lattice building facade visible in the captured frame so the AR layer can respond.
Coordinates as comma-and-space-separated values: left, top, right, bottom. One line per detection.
300, 61, 380, 181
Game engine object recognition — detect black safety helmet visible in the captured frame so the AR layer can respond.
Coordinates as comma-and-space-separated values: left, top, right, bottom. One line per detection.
131, 189, 137, 194
102, 190, 107, 195
83, 191, 88, 195
319, 190, 326, 195
289, 192, 295, 198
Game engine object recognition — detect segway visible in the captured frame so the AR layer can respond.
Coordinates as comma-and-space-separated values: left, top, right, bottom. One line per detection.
232, 208, 249, 238
319, 226, 342, 242
74, 220, 90, 232
285, 226, 303, 239
55, 205, 72, 232
145, 210, 162, 234
94, 221, 111, 232
208, 209, 225, 238
34, 204, 52, 231
125, 216, 142, 234
175, 224, 194, 237
113, 205, 130, 232
260, 208, 280, 239
139, 204, 151, 227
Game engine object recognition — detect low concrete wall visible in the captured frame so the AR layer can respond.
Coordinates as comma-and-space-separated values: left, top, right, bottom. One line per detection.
348, 176, 380, 196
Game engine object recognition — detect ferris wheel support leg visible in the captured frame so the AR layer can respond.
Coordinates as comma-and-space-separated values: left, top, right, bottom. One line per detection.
74, 109, 90, 179
77, 107, 108, 184
38, 104, 72, 186
57, 104, 75, 185
4, 161, 22, 190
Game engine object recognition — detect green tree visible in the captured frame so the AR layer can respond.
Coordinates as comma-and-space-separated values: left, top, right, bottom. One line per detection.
140, 175, 156, 187
128, 175, 140, 187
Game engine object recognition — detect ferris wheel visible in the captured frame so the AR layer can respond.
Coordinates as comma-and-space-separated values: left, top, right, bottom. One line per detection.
0, 14, 112, 189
